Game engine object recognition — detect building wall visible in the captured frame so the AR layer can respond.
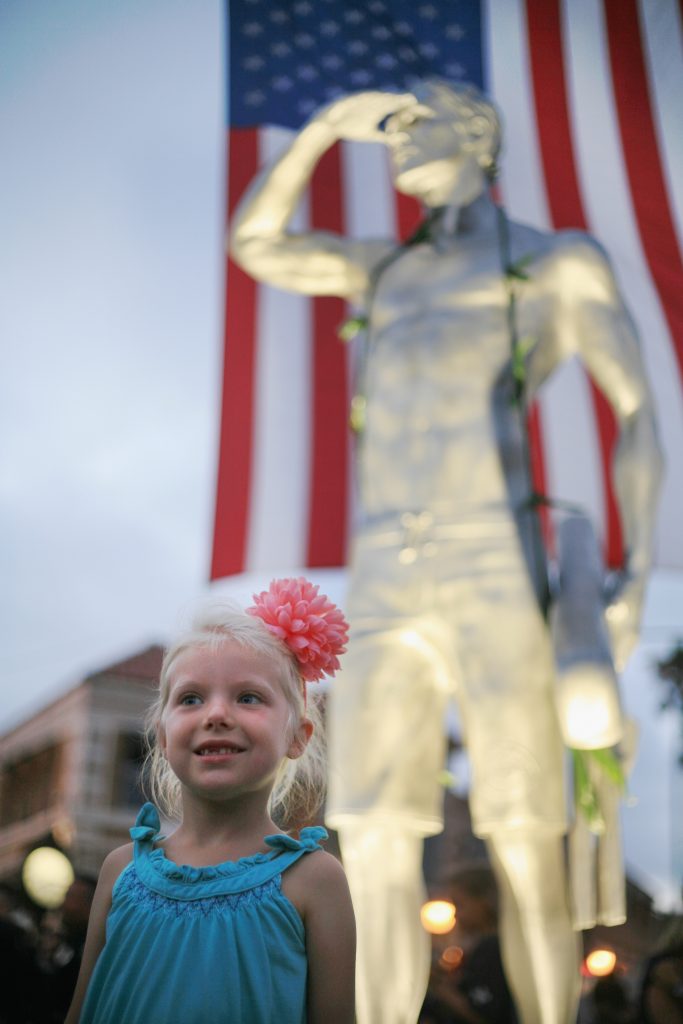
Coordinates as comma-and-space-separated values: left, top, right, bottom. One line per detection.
0, 686, 89, 878
0, 649, 161, 883
73, 672, 157, 876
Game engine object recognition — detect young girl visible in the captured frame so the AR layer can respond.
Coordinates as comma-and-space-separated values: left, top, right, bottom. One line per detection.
66, 578, 356, 1024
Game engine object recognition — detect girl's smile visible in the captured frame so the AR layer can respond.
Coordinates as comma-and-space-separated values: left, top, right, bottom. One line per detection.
194, 740, 246, 765
195, 740, 245, 759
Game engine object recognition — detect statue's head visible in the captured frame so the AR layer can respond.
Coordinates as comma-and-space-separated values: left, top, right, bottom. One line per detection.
382, 80, 501, 208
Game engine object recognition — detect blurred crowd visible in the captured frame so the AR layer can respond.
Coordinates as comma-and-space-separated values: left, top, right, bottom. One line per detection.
418, 866, 683, 1024
419, 866, 518, 1024
1, 863, 682, 1023
0, 876, 95, 1024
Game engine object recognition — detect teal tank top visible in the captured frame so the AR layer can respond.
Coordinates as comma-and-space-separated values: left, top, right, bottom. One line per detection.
80, 803, 327, 1024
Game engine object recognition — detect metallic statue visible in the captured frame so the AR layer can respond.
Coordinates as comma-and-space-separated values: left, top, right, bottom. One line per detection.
230, 83, 663, 1024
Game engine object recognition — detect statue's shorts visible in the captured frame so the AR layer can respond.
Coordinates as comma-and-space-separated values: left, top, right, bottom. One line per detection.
326, 511, 567, 838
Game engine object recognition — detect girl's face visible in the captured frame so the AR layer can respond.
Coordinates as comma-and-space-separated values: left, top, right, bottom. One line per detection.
158, 640, 311, 808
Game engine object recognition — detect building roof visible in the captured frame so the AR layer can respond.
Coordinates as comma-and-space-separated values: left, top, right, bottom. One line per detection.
87, 645, 164, 683
0, 645, 165, 745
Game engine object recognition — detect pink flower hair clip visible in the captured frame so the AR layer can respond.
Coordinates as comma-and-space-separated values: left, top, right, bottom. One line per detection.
247, 577, 349, 684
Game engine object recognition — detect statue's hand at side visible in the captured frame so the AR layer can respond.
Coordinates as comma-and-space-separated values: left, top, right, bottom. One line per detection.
312, 90, 416, 144
551, 514, 625, 749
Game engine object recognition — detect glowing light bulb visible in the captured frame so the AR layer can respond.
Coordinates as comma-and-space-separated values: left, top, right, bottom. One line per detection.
22, 847, 74, 909
585, 949, 617, 977
420, 899, 456, 935
557, 667, 623, 748
565, 694, 610, 744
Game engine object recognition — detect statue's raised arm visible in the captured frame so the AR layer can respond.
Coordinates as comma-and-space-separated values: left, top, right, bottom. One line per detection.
229, 91, 414, 300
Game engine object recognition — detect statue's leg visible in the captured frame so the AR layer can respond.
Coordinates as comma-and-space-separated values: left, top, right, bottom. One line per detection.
568, 759, 626, 930
487, 832, 581, 1024
594, 769, 627, 926
326, 611, 450, 1024
449, 527, 580, 1023
338, 821, 430, 1024
569, 806, 597, 930
594, 718, 636, 926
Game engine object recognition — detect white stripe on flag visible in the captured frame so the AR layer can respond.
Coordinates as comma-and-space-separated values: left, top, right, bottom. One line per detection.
247, 126, 312, 570
341, 140, 396, 242
639, 0, 683, 252
485, 0, 551, 231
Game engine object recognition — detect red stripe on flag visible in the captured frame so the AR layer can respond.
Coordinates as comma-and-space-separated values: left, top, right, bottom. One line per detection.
604, 0, 683, 387
525, 0, 624, 567
210, 129, 259, 580
588, 382, 624, 568
525, 0, 584, 229
395, 191, 423, 241
526, 402, 554, 556
307, 144, 349, 566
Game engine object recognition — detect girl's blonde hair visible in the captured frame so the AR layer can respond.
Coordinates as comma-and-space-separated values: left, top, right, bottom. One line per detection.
143, 602, 327, 830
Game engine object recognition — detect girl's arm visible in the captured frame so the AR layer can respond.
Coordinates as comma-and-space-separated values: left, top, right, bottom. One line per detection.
296, 851, 356, 1024
64, 844, 133, 1024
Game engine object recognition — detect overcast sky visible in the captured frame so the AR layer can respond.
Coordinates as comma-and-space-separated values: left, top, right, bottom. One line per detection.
1, 0, 682, 910
2, 0, 226, 719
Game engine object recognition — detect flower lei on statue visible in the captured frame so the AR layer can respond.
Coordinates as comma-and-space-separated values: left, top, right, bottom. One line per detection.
247, 578, 349, 693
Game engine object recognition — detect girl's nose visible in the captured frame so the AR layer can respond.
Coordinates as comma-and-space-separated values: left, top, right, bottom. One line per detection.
203, 698, 234, 726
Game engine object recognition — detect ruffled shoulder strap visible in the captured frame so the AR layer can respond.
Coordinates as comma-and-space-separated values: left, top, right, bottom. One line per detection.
129, 802, 162, 845
264, 826, 327, 853
262, 826, 328, 875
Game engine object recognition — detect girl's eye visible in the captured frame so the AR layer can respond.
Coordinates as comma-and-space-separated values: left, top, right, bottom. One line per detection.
239, 693, 264, 705
179, 694, 202, 706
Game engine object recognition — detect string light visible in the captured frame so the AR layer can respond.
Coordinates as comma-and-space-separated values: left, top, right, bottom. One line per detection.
585, 949, 617, 977
420, 899, 456, 934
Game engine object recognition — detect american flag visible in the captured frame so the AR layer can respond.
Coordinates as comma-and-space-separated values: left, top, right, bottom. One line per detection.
211, 0, 683, 579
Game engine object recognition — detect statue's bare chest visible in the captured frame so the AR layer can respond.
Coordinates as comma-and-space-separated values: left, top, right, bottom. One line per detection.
370, 243, 512, 361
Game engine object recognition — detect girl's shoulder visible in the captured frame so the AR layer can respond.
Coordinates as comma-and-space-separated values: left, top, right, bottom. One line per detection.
281, 846, 352, 919
99, 842, 135, 891
103, 841, 135, 868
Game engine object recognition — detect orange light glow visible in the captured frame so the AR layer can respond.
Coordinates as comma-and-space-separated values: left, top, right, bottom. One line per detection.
585, 949, 617, 977
439, 945, 464, 970
420, 899, 456, 935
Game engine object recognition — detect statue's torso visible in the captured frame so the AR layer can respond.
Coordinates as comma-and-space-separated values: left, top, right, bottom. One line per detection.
360, 227, 559, 518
